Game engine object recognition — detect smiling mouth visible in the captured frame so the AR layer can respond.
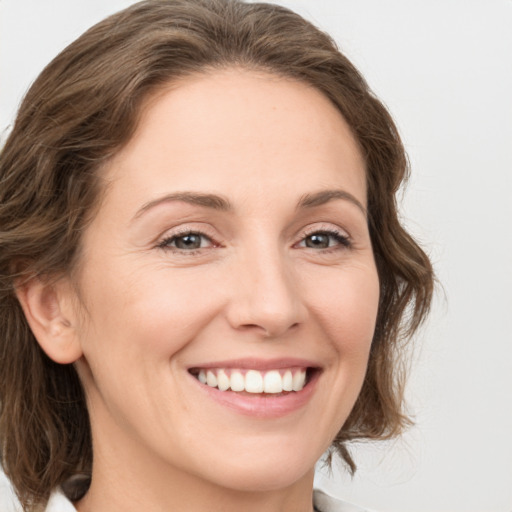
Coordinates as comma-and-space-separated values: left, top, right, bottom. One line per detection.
189, 367, 317, 395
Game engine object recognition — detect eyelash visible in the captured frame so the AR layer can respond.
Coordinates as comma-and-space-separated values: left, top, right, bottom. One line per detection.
157, 230, 216, 254
157, 227, 351, 255
296, 228, 351, 252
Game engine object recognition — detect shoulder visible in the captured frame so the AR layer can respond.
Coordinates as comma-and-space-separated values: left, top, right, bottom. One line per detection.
44, 489, 77, 512
0, 468, 77, 512
313, 488, 376, 512
0, 469, 22, 512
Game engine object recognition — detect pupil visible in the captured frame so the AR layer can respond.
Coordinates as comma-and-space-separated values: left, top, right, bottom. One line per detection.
306, 234, 329, 248
176, 234, 201, 249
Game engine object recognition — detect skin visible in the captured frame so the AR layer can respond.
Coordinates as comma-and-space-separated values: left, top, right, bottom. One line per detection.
20, 69, 379, 512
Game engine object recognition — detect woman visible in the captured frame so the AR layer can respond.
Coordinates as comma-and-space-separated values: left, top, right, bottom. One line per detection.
0, 1, 433, 511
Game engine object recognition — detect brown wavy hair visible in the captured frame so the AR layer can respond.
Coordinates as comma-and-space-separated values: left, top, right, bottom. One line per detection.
0, 0, 434, 509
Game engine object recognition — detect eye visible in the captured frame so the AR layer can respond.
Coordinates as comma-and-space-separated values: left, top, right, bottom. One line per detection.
298, 230, 350, 250
158, 231, 213, 251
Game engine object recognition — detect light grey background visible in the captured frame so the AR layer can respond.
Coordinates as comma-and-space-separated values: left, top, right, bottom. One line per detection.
1, 1, 511, 511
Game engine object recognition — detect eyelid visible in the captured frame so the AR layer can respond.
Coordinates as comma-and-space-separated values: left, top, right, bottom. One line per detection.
297, 223, 350, 241
293, 223, 352, 251
154, 221, 352, 253
155, 224, 221, 252
158, 232, 213, 249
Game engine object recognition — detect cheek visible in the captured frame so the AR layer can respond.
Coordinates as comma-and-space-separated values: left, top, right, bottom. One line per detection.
76, 261, 223, 362
299, 263, 379, 442
304, 262, 380, 354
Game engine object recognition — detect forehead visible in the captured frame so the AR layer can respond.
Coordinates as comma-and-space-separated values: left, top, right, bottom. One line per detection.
101, 68, 366, 211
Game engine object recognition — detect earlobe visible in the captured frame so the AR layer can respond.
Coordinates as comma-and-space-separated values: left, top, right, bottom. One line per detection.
15, 276, 83, 364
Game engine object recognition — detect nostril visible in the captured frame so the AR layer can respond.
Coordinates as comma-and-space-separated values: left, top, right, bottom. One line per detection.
237, 321, 300, 338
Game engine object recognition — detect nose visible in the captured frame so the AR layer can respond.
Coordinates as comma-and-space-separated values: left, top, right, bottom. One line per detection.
225, 248, 306, 338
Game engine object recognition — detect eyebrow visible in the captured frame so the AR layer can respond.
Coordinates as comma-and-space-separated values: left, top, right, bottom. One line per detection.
297, 189, 367, 215
133, 192, 232, 220
133, 188, 366, 221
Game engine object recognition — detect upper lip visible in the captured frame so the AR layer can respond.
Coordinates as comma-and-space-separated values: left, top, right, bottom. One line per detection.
187, 357, 321, 371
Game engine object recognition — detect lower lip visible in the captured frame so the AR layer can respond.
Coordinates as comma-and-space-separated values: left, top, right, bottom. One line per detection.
191, 371, 320, 419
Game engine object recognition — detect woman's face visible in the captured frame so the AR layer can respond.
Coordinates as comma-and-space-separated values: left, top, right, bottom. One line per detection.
69, 69, 379, 493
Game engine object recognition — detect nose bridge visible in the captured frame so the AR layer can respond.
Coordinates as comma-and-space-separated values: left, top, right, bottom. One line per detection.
228, 240, 304, 337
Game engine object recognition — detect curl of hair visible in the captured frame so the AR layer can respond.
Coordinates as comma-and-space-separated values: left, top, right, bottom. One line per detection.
0, 0, 434, 508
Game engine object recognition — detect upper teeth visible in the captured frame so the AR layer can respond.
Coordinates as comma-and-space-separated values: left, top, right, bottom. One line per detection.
196, 368, 307, 394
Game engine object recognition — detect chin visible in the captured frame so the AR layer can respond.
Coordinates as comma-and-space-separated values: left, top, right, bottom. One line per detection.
182, 433, 321, 493
201, 458, 315, 493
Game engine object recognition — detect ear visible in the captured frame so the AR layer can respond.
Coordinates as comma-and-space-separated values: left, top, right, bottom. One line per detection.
15, 276, 83, 364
